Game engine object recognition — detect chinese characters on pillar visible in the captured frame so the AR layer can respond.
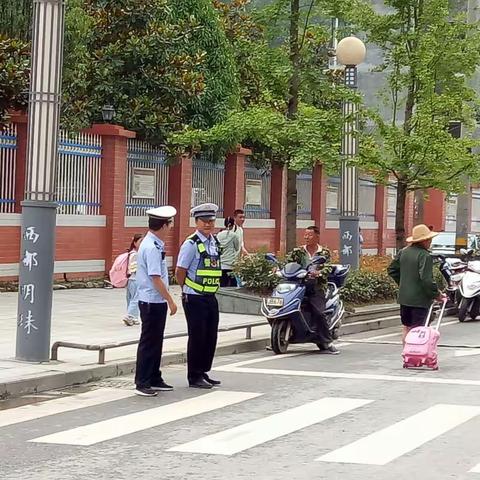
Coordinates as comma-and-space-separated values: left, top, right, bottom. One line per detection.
18, 226, 40, 335
342, 230, 353, 257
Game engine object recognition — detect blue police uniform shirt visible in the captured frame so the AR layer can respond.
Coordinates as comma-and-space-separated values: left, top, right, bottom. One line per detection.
136, 231, 169, 303
177, 230, 219, 295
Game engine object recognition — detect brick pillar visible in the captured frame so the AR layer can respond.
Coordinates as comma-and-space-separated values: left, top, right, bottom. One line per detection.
168, 154, 193, 258
10, 112, 28, 212
423, 188, 446, 231
83, 124, 136, 271
270, 163, 287, 254
223, 147, 250, 217
311, 164, 327, 232
375, 184, 387, 254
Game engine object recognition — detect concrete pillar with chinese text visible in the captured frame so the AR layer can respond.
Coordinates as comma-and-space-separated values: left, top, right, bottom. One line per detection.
16, 0, 66, 362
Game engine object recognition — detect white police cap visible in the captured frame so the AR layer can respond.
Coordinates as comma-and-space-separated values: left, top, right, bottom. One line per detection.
191, 203, 219, 220
146, 205, 177, 220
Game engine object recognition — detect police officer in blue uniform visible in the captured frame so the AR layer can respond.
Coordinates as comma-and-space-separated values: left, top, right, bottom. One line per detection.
134, 206, 178, 397
176, 203, 223, 389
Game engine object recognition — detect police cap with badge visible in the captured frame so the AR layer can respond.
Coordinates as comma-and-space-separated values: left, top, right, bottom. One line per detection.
146, 205, 177, 221
191, 203, 218, 221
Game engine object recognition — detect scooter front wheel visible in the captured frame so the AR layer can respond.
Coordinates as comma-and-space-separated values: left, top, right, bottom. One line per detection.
458, 298, 470, 322
271, 320, 290, 354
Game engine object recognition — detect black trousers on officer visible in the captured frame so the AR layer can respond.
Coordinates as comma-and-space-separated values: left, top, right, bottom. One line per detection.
135, 301, 167, 388
182, 294, 219, 382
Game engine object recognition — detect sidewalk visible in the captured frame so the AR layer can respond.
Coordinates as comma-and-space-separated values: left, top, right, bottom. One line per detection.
0, 286, 269, 398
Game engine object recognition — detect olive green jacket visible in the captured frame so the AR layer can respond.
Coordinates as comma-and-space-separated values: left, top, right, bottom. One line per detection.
387, 244, 439, 308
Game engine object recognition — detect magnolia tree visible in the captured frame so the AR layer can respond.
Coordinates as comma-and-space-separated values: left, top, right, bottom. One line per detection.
346, 0, 480, 248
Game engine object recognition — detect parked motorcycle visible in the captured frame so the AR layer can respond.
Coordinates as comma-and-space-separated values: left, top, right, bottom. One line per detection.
457, 249, 480, 322
437, 255, 467, 310
261, 254, 350, 354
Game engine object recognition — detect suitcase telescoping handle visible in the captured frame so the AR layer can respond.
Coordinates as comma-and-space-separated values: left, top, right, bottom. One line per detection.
424, 297, 448, 330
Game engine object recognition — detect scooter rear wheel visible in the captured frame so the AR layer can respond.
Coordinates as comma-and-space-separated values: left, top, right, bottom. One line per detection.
271, 320, 290, 354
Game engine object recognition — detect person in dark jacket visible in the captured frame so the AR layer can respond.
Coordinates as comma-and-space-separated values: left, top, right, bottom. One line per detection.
388, 224, 445, 345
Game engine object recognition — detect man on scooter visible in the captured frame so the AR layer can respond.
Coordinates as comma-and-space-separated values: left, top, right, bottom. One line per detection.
288, 226, 339, 354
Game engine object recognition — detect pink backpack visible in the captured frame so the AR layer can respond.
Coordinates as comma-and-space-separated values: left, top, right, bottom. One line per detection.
402, 299, 447, 370
109, 252, 131, 288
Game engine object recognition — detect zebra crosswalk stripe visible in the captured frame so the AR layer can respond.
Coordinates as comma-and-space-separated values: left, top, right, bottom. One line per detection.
169, 397, 372, 456
317, 404, 480, 465
470, 463, 480, 473
0, 388, 135, 428
29, 390, 261, 446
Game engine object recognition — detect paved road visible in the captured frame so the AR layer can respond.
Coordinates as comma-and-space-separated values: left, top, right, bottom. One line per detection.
3, 320, 480, 480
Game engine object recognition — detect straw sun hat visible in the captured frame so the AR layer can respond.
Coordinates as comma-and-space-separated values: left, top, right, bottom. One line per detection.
406, 224, 438, 244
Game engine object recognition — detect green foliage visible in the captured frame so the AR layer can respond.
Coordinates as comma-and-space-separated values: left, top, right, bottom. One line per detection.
0, 35, 29, 127
232, 252, 283, 293
0, 0, 32, 40
340, 270, 398, 305
62, 0, 239, 143
172, 0, 347, 170
345, 0, 480, 245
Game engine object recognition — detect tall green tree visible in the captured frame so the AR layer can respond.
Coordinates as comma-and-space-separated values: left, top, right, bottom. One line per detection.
62, 0, 239, 143
174, 0, 348, 251
347, 0, 480, 248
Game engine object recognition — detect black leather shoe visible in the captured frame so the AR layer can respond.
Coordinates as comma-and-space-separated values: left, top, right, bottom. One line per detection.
203, 373, 221, 386
189, 378, 213, 389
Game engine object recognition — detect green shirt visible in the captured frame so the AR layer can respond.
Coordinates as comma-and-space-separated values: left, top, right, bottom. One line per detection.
387, 244, 439, 307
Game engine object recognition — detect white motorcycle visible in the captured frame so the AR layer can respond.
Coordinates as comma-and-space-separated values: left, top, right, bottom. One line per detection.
457, 249, 480, 322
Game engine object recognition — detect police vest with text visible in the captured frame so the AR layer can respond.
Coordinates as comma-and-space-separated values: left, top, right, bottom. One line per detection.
185, 235, 222, 294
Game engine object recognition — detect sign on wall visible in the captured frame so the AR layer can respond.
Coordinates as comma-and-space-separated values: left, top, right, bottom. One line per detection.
245, 179, 262, 206
132, 168, 156, 199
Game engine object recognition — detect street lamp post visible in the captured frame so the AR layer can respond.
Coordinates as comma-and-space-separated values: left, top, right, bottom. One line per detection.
336, 36, 366, 269
16, 0, 66, 362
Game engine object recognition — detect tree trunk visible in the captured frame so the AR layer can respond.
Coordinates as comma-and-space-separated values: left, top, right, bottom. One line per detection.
286, 167, 298, 252
395, 179, 408, 250
285, 0, 300, 253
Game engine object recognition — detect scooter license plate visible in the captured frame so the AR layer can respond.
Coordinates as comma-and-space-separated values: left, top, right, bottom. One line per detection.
266, 297, 284, 307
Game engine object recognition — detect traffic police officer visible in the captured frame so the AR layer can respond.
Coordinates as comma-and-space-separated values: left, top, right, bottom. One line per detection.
176, 203, 222, 389
134, 205, 178, 397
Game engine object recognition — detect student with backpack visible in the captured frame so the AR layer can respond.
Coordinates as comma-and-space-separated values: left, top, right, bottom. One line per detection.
123, 234, 144, 326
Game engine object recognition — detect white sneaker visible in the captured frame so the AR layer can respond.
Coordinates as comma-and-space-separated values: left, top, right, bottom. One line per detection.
123, 316, 134, 326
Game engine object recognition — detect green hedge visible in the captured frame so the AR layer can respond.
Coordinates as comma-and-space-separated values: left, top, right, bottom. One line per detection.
340, 270, 398, 305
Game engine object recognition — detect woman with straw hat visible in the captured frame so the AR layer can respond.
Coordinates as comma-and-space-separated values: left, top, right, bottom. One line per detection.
388, 224, 446, 344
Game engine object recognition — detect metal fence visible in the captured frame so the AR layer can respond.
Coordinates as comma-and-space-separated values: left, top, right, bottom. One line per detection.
191, 153, 225, 214
56, 131, 102, 215
0, 124, 17, 213
244, 161, 271, 219
297, 170, 312, 219
126, 140, 169, 217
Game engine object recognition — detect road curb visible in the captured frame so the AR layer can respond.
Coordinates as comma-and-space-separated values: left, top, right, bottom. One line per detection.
0, 337, 270, 399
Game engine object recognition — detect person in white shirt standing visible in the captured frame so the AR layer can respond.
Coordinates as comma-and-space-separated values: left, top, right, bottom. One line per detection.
123, 233, 144, 326
233, 209, 249, 256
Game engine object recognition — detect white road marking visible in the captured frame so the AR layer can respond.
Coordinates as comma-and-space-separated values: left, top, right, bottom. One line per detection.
214, 365, 480, 387
0, 388, 135, 428
29, 391, 261, 446
455, 349, 480, 357
470, 462, 480, 473
169, 397, 372, 456
317, 404, 480, 465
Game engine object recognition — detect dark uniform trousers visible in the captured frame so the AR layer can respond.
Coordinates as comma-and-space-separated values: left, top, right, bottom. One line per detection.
182, 294, 219, 382
135, 301, 167, 388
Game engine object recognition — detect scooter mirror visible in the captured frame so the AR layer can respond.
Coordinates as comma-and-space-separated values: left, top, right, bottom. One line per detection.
311, 255, 327, 265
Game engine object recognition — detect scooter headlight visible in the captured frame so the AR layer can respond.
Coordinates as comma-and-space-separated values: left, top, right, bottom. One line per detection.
276, 283, 296, 294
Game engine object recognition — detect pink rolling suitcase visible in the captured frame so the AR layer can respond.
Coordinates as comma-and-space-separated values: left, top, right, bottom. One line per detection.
402, 298, 447, 370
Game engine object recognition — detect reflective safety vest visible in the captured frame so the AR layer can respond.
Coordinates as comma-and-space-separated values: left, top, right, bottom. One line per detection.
185, 234, 222, 294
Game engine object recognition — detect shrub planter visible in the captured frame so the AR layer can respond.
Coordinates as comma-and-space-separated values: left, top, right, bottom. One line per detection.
216, 288, 263, 315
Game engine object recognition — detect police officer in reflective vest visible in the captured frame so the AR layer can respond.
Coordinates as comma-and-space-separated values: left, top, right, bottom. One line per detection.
176, 203, 223, 389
